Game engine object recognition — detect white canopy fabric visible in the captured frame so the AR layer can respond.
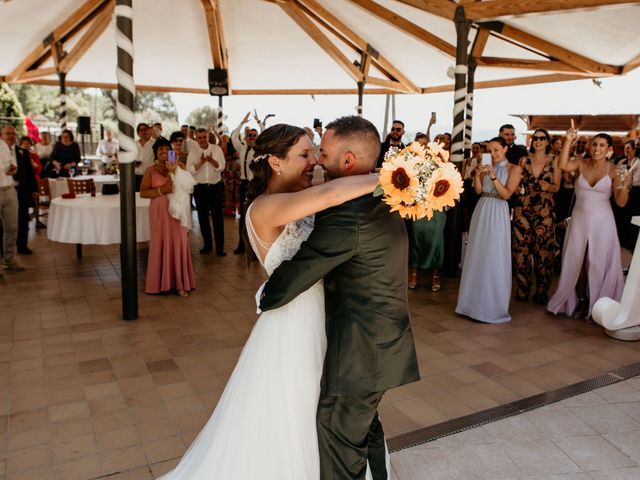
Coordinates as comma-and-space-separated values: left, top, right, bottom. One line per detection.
1, 0, 639, 93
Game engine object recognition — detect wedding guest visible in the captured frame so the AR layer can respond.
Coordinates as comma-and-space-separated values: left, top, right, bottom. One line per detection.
231, 112, 262, 255
512, 128, 560, 304
50, 129, 81, 177
134, 123, 157, 191
456, 137, 522, 323
409, 133, 445, 291
185, 127, 226, 256
548, 129, 630, 319
139, 137, 195, 296
0, 129, 25, 273
377, 120, 406, 168
2, 130, 38, 255
35, 131, 53, 163
615, 140, 639, 251
96, 129, 119, 167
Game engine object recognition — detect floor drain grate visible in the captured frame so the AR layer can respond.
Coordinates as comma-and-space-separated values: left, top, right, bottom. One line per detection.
387, 361, 640, 453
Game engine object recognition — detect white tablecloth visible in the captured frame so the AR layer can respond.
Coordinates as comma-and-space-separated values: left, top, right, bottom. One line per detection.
49, 175, 119, 199
47, 193, 150, 245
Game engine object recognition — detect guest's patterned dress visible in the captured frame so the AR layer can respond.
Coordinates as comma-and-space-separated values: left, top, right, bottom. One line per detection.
512, 154, 557, 302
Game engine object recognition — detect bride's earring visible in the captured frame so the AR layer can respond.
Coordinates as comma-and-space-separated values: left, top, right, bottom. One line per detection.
277, 170, 281, 175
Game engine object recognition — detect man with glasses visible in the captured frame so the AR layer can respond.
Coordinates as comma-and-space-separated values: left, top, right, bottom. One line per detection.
184, 128, 226, 256
231, 112, 262, 255
134, 123, 157, 191
377, 120, 406, 168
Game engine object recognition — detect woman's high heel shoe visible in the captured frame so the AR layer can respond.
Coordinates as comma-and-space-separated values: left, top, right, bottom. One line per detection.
408, 269, 417, 290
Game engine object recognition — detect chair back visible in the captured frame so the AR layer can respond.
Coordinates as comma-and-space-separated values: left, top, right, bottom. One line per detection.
38, 178, 51, 197
67, 178, 95, 195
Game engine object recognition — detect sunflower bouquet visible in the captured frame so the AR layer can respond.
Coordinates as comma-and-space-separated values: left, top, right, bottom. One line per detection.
375, 141, 464, 220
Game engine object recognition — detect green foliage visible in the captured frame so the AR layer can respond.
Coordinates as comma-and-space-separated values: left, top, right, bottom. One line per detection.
0, 83, 25, 134
185, 105, 220, 128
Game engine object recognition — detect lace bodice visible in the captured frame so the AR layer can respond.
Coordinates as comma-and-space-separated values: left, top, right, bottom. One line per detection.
246, 204, 314, 276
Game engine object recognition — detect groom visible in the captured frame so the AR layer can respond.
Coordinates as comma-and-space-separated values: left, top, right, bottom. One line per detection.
260, 116, 420, 479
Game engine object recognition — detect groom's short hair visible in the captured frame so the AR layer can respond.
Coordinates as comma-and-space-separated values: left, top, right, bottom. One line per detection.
325, 116, 381, 168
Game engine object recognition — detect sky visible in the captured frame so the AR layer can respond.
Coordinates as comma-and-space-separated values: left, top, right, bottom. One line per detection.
171, 68, 640, 143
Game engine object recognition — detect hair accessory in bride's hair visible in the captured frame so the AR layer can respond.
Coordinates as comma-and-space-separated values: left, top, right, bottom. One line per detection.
252, 154, 269, 163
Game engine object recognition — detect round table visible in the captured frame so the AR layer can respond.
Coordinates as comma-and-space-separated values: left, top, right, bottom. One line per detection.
47, 193, 150, 251
48, 175, 120, 199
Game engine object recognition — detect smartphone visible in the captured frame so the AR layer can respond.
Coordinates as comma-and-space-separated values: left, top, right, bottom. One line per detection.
481, 153, 492, 166
431, 112, 436, 124
313, 118, 322, 129
167, 150, 177, 164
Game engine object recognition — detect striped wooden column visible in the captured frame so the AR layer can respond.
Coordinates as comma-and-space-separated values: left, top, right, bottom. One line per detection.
451, 6, 470, 164
464, 57, 477, 158
115, 0, 138, 320
58, 72, 67, 129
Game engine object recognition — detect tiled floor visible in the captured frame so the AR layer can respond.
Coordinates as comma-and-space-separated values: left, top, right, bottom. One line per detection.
1, 215, 639, 479
390, 376, 640, 480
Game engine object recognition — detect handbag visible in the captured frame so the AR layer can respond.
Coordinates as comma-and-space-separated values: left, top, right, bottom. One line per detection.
563, 190, 576, 227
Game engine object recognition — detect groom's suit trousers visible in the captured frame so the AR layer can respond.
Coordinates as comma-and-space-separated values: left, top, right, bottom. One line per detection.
317, 391, 386, 480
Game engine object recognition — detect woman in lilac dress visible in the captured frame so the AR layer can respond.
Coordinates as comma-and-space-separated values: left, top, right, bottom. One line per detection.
547, 125, 631, 319
456, 137, 522, 324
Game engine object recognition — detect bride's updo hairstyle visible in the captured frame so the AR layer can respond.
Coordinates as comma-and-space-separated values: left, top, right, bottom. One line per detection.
243, 123, 307, 264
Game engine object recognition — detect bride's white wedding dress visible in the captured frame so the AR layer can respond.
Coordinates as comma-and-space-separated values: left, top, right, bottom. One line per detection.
158, 206, 326, 479
158, 205, 387, 479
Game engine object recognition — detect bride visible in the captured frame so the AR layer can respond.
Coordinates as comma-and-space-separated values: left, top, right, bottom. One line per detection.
157, 124, 380, 479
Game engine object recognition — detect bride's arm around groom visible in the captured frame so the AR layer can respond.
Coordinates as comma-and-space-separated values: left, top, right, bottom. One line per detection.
260, 116, 420, 480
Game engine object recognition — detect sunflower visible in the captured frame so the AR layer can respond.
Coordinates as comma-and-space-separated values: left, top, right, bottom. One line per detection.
428, 141, 450, 163
425, 163, 464, 211
388, 198, 433, 221
379, 153, 418, 204
403, 142, 427, 161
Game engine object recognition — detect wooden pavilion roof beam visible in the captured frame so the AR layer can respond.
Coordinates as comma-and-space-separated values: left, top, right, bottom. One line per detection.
622, 53, 640, 74
476, 57, 601, 76
278, 1, 363, 83
471, 27, 491, 58
296, 0, 419, 93
350, 0, 456, 58
6, 0, 111, 83
464, 0, 639, 21
58, 1, 115, 74
421, 72, 598, 93
395, 0, 457, 20
482, 21, 621, 75
200, 0, 228, 70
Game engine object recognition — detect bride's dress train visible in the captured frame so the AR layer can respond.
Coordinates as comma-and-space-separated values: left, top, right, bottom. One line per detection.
158, 207, 387, 479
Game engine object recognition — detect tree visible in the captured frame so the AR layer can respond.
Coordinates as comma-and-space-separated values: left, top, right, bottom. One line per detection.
185, 105, 222, 129
0, 83, 25, 134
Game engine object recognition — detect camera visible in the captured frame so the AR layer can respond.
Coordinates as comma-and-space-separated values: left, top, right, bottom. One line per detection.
313, 118, 322, 129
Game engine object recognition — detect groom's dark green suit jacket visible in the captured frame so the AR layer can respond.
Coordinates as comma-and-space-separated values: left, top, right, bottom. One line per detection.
260, 194, 420, 396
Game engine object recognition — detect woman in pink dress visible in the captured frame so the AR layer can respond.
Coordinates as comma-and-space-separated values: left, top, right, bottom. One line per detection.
547, 123, 631, 319
140, 137, 196, 297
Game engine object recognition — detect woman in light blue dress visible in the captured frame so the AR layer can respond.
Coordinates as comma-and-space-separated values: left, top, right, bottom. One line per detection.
456, 137, 522, 323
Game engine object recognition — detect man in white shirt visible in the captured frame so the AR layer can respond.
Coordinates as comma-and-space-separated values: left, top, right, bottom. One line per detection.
96, 129, 119, 166
186, 127, 226, 256
0, 127, 24, 274
230, 112, 262, 255
134, 123, 156, 191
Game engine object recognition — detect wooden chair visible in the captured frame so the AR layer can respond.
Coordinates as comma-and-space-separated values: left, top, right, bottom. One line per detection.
67, 178, 95, 195
35, 178, 51, 226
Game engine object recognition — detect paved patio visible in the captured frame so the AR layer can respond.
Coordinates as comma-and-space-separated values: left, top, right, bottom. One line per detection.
0, 216, 638, 479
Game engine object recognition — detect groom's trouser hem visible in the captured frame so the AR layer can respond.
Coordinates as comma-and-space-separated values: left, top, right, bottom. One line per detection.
317, 390, 386, 480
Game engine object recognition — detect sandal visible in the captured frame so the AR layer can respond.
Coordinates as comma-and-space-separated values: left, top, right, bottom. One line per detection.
431, 273, 441, 292
408, 268, 417, 290
178, 290, 189, 297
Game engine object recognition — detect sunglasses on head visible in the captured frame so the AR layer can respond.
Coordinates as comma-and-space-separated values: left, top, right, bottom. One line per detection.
532, 135, 547, 141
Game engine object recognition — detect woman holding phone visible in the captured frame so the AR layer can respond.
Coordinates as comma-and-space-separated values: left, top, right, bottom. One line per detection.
456, 137, 522, 323
140, 137, 195, 297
